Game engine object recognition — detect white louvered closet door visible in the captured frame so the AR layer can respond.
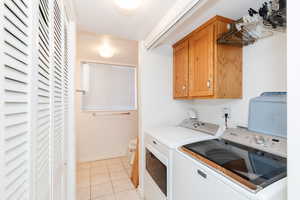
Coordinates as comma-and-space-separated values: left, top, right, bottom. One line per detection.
51, 0, 65, 199
34, 0, 51, 199
62, 20, 70, 200
0, 0, 31, 199
0, 0, 73, 199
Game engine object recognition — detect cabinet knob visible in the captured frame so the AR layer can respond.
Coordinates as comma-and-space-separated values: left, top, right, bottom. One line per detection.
207, 80, 211, 88
182, 85, 186, 90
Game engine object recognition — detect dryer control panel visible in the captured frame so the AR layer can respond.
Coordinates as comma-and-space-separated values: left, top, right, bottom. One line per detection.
179, 118, 219, 136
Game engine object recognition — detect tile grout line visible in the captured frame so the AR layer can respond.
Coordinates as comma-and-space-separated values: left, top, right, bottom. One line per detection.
110, 158, 131, 199
79, 157, 136, 200
89, 163, 92, 200
108, 161, 117, 199
94, 160, 113, 200
113, 158, 128, 198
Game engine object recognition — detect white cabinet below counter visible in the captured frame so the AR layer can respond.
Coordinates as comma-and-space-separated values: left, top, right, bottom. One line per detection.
172, 150, 249, 200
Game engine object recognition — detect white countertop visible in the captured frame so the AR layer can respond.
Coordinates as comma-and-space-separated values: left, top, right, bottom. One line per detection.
145, 126, 222, 148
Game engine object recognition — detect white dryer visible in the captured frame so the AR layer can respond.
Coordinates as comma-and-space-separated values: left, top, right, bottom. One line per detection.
144, 119, 222, 200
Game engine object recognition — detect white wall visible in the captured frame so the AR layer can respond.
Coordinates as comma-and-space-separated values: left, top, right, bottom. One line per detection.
191, 33, 287, 128
76, 31, 139, 162
139, 44, 190, 129
138, 43, 190, 193
288, 1, 300, 198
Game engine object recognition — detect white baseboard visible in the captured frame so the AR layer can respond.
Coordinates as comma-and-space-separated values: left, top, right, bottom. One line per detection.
77, 153, 128, 163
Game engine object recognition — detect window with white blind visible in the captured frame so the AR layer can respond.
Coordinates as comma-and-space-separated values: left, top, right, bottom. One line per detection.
81, 62, 137, 111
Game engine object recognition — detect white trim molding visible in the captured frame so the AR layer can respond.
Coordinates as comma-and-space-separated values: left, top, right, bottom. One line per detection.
63, 0, 77, 21
66, 21, 77, 200
137, 185, 145, 199
144, 0, 208, 49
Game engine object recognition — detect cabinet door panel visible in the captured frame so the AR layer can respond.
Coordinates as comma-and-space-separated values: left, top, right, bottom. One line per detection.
189, 25, 214, 97
173, 41, 189, 98
173, 151, 249, 200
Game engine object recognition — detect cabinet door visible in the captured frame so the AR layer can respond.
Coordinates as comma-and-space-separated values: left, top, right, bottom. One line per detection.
173, 151, 249, 200
189, 25, 214, 97
173, 41, 189, 98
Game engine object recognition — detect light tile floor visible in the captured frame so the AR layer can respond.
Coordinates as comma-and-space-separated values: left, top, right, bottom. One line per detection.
77, 157, 141, 200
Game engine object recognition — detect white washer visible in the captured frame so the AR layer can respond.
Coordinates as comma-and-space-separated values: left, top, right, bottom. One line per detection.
144, 121, 222, 200
173, 127, 287, 200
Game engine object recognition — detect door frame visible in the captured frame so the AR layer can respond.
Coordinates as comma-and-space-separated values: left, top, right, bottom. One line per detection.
65, 21, 77, 200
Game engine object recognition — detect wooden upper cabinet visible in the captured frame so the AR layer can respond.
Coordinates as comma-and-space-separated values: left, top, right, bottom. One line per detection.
173, 16, 243, 99
173, 40, 189, 98
189, 25, 214, 97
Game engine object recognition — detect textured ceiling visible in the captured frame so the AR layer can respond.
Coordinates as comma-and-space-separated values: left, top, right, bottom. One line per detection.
74, 0, 177, 40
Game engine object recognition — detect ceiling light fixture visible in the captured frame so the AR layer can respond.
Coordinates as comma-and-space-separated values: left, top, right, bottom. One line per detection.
114, 0, 142, 10
98, 42, 115, 58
